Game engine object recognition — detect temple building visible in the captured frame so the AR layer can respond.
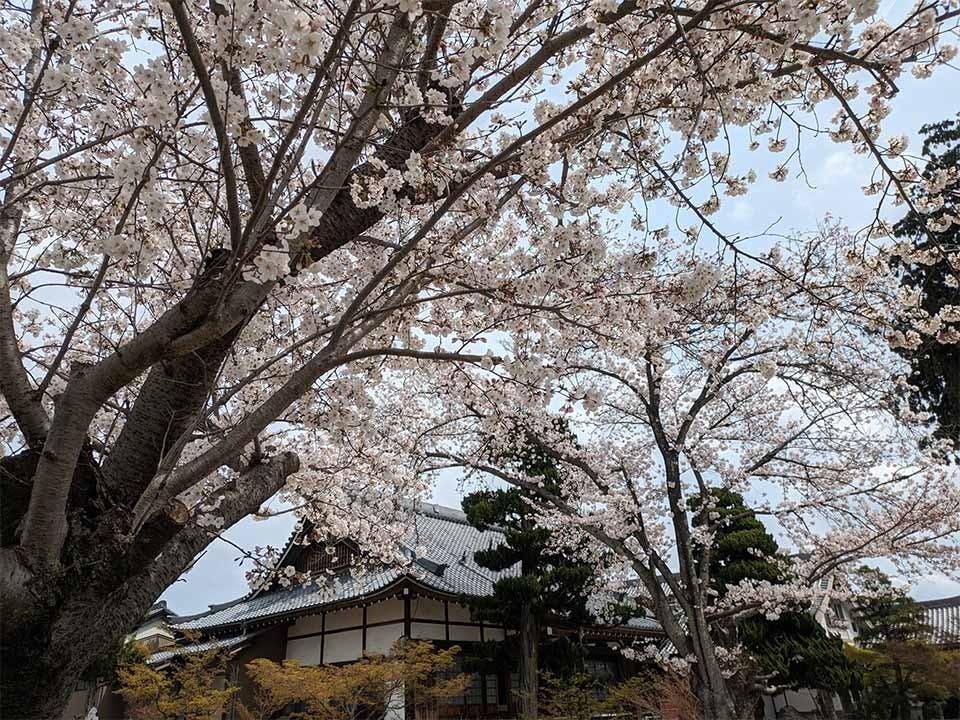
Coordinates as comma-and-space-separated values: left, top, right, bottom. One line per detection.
129, 502, 660, 719
918, 594, 960, 650
62, 502, 960, 720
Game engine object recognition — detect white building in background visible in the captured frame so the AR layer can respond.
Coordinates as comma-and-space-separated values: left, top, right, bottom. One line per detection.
70, 502, 660, 720
65, 503, 960, 720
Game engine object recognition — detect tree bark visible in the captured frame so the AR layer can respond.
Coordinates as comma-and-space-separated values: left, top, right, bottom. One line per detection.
519, 601, 539, 720
0, 452, 299, 720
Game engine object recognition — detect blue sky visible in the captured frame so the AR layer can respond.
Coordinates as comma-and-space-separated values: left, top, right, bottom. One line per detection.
162, 20, 960, 616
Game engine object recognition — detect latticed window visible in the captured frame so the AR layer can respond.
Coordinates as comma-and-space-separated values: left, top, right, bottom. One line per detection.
295, 542, 356, 574
437, 658, 485, 710
485, 674, 499, 706
584, 658, 618, 700
464, 673, 483, 705
584, 658, 617, 680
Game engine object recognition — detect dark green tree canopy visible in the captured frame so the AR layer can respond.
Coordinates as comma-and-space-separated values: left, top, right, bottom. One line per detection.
846, 569, 957, 720
892, 115, 960, 448
691, 488, 859, 694
689, 487, 782, 593
462, 490, 596, 629
462, 430, 598, 632
850, 568, 932, 648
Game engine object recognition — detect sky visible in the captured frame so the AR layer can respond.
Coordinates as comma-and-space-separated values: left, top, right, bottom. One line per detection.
161, 7, 960, 616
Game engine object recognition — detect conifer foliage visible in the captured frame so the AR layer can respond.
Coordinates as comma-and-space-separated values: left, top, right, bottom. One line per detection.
462, 435, 596, 718
892, 115, 960, 448
691, 489, 859, 709
848, 569, 960, 720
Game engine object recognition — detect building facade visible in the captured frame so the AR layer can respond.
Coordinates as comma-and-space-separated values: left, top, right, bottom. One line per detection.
73, 502, 659, 720
62, 502, 960, 720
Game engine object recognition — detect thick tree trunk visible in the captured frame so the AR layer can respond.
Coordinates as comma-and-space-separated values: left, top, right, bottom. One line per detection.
687, 618, 738, 720
519, 601, 539, 720
693, 668, 737, 720
0, 452, 298, 719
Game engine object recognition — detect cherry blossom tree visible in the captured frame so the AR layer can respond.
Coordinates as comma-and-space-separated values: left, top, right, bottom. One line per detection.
410, 231, 960, 719
0, 0, 957, 715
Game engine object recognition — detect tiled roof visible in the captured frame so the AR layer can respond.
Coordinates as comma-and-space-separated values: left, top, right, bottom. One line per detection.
172, 501, 663, 637
174, 502, 516, 632
147, 632, 261, 665
175, 567, 414, 630
622, 615, 662, 632
919, 595, 960, 647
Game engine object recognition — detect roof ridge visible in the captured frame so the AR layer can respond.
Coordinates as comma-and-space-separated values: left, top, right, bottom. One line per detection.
407, 500, 473, 526
918, 594, 960, 608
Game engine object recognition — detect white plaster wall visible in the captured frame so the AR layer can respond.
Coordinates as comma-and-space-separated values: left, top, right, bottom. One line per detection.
367, 598, 404, 625
286, 636, 322, 665
324, 629, 363, 663
288, 613, 324, 636
325, 606, 363, 631
484, 627, 505, 641
366, 623, 404, 654
449, 625, 482, 642
133, 618, 174, 642
412, 597, 445, 620
447, 601, 472, 623
411, 622, 446, 641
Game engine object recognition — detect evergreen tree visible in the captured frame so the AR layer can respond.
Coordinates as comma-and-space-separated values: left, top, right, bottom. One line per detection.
847, 569, 958, 720
690, 489, 860, 714
852, 568, 932, 648
462, 434, 596, 719
892, 114, 960, 448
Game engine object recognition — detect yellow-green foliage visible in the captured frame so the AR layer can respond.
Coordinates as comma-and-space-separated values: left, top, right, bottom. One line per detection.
538, 673, 604, 720
117, 641, 237, 720
538, 669, 701, 720
603, 671, 701, 720
244, 640, 468, 720
845, 641, 960, 720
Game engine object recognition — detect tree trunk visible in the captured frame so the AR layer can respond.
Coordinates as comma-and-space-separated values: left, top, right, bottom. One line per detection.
693, 670, 736, 720
519, 600, 539, 720
688, 624, 738, 720
0, 452, 298, 719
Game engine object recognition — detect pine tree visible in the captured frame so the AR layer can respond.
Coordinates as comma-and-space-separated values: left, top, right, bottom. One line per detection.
847, 569, 958, 720
690, 489, 860, 713
892, 114, 960, 448
462, 435, 596, 720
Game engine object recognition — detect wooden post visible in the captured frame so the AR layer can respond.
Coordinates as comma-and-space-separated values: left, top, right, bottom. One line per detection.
362, 604, 367, 652
320, 612, 326, 664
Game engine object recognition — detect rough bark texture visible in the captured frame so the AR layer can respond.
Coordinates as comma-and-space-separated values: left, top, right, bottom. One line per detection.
519, 601, 539, 720
1, 452, 299, 719
0, 93, 458, 719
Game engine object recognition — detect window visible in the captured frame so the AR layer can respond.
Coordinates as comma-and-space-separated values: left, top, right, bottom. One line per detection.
464, 673, 483, 705
296, 542, 357, 574
584, 658, 618, 700
829, 600, 847, 624
584, 658, 617, 680
485, 674, 499, 706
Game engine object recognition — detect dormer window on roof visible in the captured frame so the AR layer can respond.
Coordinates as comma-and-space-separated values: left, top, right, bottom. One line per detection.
295, 540, 357, 575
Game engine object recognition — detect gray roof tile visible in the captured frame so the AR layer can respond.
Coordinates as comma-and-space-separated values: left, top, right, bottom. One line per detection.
147, 632, 259, 665
172, 502, 660, 637
174, 503, 515, 631
919, 595, 960, 646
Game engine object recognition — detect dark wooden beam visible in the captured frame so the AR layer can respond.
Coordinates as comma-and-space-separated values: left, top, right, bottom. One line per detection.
362, 605, 367, 653
320, 612, 325, 664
